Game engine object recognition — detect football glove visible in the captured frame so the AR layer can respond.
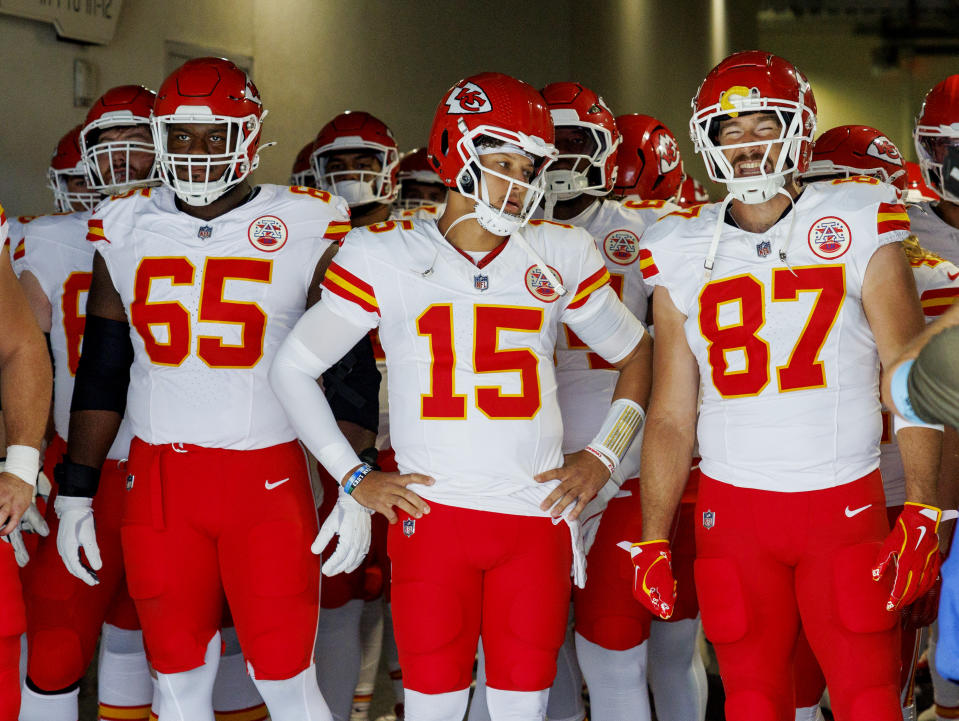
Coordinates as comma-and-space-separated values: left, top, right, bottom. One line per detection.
312, 491, 371, 576
630, 539, 676, 620
55, 495, 101, 586
873, 502, 944, 611
903, 569, 942, 630
0, 503, 49, 567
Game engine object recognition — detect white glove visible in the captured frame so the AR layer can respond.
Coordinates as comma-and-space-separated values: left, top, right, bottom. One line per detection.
55, 495, 101, 586
312, 490, 371, 576
1, 503, 49, 567
36, 471, 52, 501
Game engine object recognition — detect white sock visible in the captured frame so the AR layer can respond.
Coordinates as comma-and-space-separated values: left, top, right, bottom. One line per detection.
352, 599, 384, 721
315, 599, 364, 721
467, 641, 489, 721
406, 688, 469, 721
154, 631, 220, 721
546, 615, 584, 721
574, 632, 651, 721
931, 621, 959, 720
252, 664, 333, 721
213, 626, 267, 717
486, 687, 548, 721
794, 705, 825, 721
646, 618, 707, 721
383, 603, 404, 706
97, 624, 153, 718
17, 683, 78, 721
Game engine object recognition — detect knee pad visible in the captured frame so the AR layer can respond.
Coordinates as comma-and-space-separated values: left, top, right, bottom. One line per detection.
694, 557, 747, 644
245, 626, 313, 681
725, 689, 782, 721
391, 581, 464, 656
832, 543, 898, 634
844, 684, 902, 721
27, 627, 85, 690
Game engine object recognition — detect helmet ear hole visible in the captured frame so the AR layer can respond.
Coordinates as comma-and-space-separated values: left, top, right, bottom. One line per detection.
460, 171, 474, 194
441, 130, 449, 156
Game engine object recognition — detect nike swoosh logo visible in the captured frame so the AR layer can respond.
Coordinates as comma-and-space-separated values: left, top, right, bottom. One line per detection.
916, 525, 927, 550
845, 504, 872, 518
264, 478, 290, 490
949, 271, 959, 281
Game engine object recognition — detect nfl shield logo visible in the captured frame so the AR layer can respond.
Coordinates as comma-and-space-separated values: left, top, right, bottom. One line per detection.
126, 474, 135, 491
198, 225, 213, 240
474, 274, 489, 291
756, 240, 771, 257
702, 510, 716, 530
403, 519, 415, 537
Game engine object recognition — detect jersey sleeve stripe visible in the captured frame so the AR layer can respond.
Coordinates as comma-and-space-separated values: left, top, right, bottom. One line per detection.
12, 240, 24, 261
921, 287, 959, 317
567, 267, 611, 310
322, 262, 379, 314
322, 221, 352, 243
639, 248, 660, 279
86, 218, 108, 243
0, 205, 6, 225
877, 202, 909, 235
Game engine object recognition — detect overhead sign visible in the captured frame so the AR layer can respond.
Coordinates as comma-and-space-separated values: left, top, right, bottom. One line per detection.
0, 0, 122, 45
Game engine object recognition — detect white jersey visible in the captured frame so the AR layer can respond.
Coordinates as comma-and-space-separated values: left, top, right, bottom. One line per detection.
909, 202, 959, 264
321, 217, 643, 516
641, 178, 910, 492
879, 254, 959, 506
395, 203, 445, 221
89, 184, 350, 450
13, 210, 136, 460
553, 198, 675, 480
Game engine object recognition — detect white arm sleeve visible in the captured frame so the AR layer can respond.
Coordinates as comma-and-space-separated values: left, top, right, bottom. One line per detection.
270, 301, 373, 484
567, 289, 647, 365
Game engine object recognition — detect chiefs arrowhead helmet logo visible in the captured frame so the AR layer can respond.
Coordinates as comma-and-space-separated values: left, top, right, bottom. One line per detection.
445, 82, 492, 114
866, 135, 903, 166
656, 131, 681, 173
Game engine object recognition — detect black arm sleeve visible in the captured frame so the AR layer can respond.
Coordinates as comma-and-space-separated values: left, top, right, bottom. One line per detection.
908, 325, 959, 428
70, 314, 134, 414
321, 333, 380, 434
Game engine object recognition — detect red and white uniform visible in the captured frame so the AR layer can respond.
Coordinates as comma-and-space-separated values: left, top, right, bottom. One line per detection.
910, 202, 959, 264
321, 217, 644, 693
87, 183, 350, 679
642, 178, 911, 721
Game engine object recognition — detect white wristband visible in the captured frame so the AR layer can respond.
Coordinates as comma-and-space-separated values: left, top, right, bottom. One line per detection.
589, 398, 646, 470
4, 445, 40, 488
893, 413, 944, 434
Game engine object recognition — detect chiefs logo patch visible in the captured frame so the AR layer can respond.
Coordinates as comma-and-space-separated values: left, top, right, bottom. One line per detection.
866, 135, 903, 166
248, 215, 288, 252
445, 82, 492, 114
525, 264, 563, 303
808, 216, 852, 260
603, 230, 641, 265
655, 132, 681, 174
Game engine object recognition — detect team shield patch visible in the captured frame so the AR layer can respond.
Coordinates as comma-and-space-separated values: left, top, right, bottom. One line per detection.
403, 518, 415, 537
603, 229, 640, 265
445, 82, 492, 114
197, 224, 213, 240
808, 216, 852, 259
524, 264, 563, 303
474, 273, 489, 291
756, 239, 771, 257
248, 215, 288, 252
702, 509, 716, 530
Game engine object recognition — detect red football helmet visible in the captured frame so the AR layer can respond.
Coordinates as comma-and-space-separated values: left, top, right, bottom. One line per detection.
48, 125, 101, 212
80, 84, 158, 193
427, 72, 556, 235
691, 50, 817, 204
803, 125, 906, 190
290, 141, 316, 187
904, 161, 939, 204
676, 175, 711, 208
151, 57, 266, 206
914, 75, 959, 203
311, 111, 399, 207
613, 114, 684, 201
540, 81, 620, 200
396, 147, 446, 209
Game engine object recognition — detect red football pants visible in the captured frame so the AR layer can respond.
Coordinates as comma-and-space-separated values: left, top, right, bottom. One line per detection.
121, 438, 320, 680
695, 471, 901, 721
389, 502, 571, 694
0, 538, 24, 721
21, 435, 139, 691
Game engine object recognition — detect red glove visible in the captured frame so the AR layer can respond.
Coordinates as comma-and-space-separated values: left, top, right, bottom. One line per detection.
630, 540, 676, 620
903, 569, 942, 630
873, 502, 943, 611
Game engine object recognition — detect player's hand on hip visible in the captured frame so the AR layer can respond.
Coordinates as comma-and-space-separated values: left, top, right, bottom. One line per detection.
873, 502, 946, 611
313, 492, 372, 575
1, 502, 49, 568
629, 539, 676, 620
0, 471, 34, 537
54, 495, 101, 586
535, 450, 610, 521
349, 470, 433, 524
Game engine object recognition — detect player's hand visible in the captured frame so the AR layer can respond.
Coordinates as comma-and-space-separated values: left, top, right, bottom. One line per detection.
312, 492, 372, 576
629, 539, 676, 620
535, 450, 610, 521
1, 503, 49, 568
348, 470, 433, 524
55, 495, 101, 586
0, 471, 34, 537
873, 502, 943, 611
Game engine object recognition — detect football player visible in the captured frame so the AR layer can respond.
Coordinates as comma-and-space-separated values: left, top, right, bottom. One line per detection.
909, 74, 959, 721
612, 113, 685, 206
396, 148, 447, 212
0, 201, 54, 721
633, 51, 942, 721
52, 57, 375, 721
292, 141, 317, 188
17, 89, 161, 721
270, 71, 652, 721
676, 175, 711, 208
